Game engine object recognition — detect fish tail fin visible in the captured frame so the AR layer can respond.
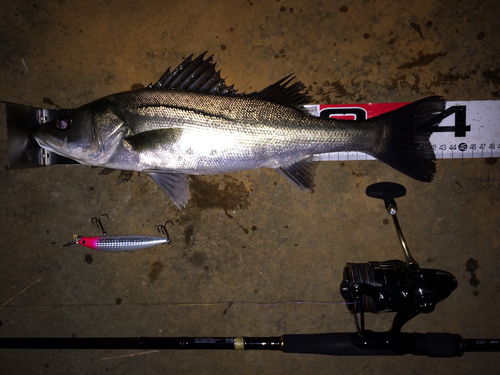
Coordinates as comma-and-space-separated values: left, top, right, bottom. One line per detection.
370, 96, 445, 182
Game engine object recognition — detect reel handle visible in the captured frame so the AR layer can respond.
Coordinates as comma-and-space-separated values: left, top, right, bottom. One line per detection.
366, 182, 417, 267
366, 182, 406, 214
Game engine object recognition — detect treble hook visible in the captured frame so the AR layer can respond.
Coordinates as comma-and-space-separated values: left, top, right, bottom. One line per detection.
91, 214, 109, 236
157, 220, 174, 244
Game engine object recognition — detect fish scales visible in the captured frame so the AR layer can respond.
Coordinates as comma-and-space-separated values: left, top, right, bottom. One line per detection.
103, 89, 377, 174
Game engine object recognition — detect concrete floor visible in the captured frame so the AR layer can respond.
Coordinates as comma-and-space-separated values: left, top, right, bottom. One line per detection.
1, 0, 499, 373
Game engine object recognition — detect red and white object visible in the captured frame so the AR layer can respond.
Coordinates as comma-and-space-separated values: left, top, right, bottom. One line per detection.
307, 101, 500, 161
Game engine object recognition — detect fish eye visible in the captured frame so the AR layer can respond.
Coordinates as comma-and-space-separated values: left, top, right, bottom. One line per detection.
56, 118, 70, 131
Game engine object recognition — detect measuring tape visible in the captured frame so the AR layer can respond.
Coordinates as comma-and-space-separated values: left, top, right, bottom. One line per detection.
308, 101, 500, 161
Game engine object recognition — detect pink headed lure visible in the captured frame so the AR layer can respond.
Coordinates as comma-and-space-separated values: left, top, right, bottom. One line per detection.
63, 215, 173, 252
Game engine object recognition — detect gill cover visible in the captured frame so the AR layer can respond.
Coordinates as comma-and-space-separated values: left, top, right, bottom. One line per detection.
34, 103, 127, 165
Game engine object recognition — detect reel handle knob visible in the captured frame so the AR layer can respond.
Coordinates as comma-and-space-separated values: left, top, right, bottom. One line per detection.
366, 182, 406, 214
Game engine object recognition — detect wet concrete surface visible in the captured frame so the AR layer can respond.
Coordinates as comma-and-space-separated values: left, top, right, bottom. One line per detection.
1, 0, 499, 373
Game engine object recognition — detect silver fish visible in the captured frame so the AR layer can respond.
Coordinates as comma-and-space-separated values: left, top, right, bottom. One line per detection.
33, 53, 445, 208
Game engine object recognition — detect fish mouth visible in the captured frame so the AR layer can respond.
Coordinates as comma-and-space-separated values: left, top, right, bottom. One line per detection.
32, 130, 67, 154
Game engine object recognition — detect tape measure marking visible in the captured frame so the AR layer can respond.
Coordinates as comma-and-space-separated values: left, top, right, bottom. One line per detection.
307, 101, 500, 160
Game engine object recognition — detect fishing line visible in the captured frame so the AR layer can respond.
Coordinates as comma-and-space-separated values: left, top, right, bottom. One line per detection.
0, 300, 354, 309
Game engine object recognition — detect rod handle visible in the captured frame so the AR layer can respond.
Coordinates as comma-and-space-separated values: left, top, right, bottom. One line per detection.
282, 332, 465, 357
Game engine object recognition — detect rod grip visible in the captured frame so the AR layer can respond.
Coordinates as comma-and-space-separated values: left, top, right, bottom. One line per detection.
282, 333, 399, 356
282, 332, 465, 357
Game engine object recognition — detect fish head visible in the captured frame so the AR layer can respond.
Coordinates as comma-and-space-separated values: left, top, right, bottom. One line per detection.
33, 103, 127, 165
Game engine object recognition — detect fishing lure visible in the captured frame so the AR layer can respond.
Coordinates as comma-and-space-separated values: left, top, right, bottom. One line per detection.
63, 214, 174, 251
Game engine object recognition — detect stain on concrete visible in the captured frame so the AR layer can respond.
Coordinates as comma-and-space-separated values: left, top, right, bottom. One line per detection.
184, 224, 195, 246
115, 297, 122, 305
484, 158, 498, 166
84, 254, 93, 264
410, 22, 423, 39
149, 260, 164, 283
482, 68, 500, 85
431, 70, 471, 87
188, 251, 207, 267
274, 48, 286, 59
465, 257, 480, 288
190, 175, 250, 214
396, 51, 448, 70
42, 97, 61, 108
389, 74, 407, 91
314, 80, 350, 102
222, 301, 233, 315
115, 170, 134, 184
98, 168, 115, 176
237, 222, 249, 234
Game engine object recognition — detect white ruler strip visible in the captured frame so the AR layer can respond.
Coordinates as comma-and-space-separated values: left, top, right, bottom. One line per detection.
308, 101, 500, 161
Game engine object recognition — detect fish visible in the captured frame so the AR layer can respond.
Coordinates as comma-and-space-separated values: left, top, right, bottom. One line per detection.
33, 52, 445, 208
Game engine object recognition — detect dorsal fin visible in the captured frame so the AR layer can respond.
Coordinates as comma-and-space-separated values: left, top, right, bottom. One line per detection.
249, 74, 313, 111
151, 52, 238, 95
151, 53, 312, 113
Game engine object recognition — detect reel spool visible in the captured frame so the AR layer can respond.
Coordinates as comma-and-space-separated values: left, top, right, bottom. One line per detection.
340, 183, 457, 336
341, 260, 406, 314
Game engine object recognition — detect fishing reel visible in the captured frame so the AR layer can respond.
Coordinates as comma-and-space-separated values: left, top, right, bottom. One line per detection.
340, 182, 458, 337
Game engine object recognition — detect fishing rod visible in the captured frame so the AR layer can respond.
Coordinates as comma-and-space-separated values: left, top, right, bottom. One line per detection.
1, 183, 499, 356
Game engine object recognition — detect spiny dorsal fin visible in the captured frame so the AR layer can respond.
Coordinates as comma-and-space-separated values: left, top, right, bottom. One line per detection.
249, 74, 313, 112
152, 52, 238, 95
152, 53, 312, 113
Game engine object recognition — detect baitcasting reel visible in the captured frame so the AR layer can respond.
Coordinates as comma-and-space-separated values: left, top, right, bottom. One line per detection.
340, 182, 458, 336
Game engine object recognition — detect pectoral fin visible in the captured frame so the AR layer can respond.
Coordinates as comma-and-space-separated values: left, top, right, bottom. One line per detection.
147, 171, 189, 209
276, 159, 318, 192
125, 128, 183, 151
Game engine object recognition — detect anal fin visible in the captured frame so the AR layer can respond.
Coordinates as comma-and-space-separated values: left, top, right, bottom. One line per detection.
275, 159, 318, 192
147, 171, 189, 209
